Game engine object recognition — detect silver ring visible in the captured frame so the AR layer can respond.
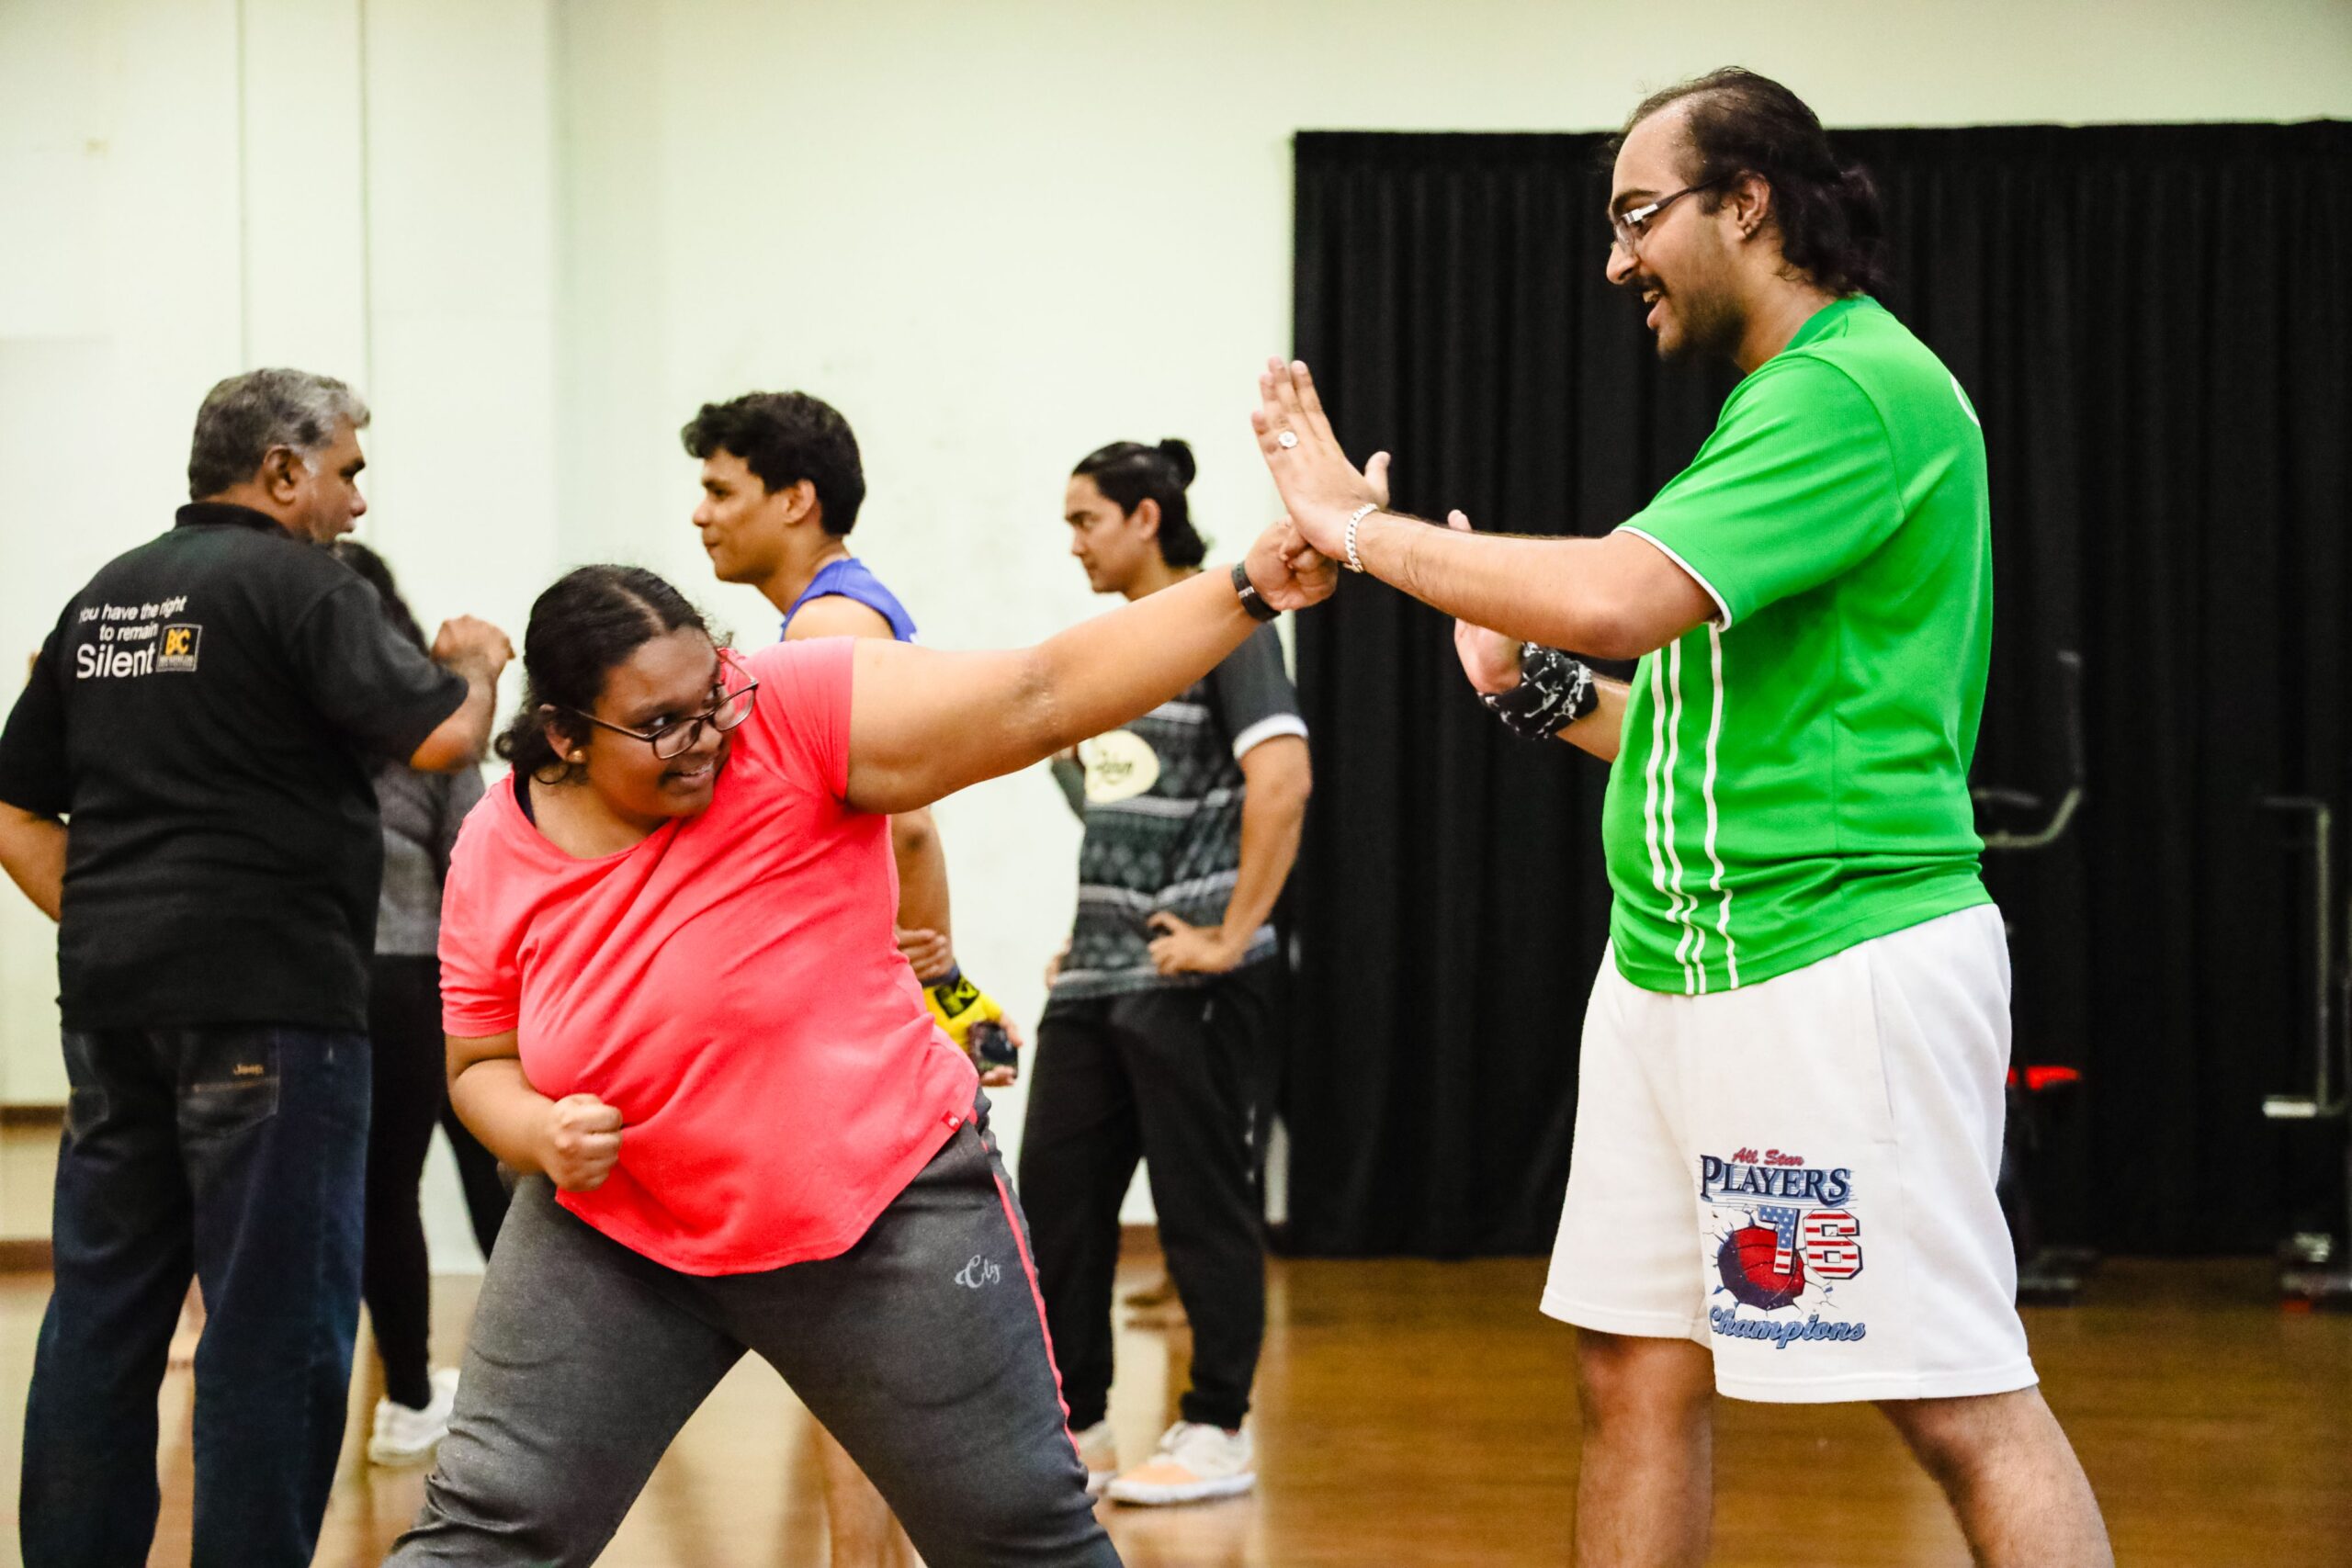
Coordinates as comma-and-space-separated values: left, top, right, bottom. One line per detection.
1276, 430, 1298, 449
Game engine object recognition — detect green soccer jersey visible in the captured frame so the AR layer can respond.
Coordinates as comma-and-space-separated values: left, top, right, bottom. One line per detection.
1600, 296, 1993, 995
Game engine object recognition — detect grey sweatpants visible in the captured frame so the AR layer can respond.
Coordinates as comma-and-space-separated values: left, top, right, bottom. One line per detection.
386, 1105, 1117, 1567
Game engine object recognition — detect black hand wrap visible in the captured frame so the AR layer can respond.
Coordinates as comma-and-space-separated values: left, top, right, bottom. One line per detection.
1478, 644, 1600, 740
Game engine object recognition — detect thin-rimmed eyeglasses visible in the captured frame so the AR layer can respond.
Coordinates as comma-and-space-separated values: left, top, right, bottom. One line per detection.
561, 649, 758, 761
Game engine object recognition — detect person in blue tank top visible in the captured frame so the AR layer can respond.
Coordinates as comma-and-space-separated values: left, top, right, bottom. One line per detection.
783, 555, 919, 644
684, 389, 1019, 1568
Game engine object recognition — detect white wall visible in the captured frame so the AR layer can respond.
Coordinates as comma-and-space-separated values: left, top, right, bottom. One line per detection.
0, 0, 559, 1106
4, 0, 2348, 1230
2, 0, 240, 1104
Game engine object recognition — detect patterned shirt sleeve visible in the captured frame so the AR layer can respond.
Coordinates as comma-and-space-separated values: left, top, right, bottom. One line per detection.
1208, 624, 1308, 761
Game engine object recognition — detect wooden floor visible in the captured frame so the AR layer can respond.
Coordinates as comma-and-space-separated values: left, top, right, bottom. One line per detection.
0, 1247, 2346, 1566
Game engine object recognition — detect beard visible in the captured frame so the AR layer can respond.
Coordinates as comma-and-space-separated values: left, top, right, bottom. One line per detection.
1654, 283, 1744, 364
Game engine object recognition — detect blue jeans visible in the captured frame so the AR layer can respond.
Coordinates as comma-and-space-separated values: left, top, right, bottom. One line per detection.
20, 1024, 370, 1568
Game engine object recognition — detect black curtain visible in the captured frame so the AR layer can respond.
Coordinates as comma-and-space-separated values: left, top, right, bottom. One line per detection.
1283, 123, 2352, 1258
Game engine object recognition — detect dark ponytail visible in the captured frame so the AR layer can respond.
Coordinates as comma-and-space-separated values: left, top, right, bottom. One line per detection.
494, 565, 712, 784
1072, 437, 1206, 567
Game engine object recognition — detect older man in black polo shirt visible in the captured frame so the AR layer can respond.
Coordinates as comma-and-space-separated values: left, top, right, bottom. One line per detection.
0, 368, 512, 1568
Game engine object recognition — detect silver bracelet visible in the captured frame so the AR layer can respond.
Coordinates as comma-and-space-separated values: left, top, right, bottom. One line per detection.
1343, 503, 1378, 573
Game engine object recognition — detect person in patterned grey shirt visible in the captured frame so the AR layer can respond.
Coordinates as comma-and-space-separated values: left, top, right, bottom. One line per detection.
1019, 438, 1311, 1506
331, 540, 509, 1471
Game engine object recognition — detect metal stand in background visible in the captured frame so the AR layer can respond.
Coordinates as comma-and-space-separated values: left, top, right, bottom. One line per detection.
2258, 795, 2352, 1310
1976, 650, 2098, 1305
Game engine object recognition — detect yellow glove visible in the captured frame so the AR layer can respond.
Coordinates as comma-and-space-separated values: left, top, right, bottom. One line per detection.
924, 967, 1013, 1066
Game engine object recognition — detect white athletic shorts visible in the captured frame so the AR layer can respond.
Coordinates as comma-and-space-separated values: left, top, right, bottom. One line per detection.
1542, 904, 2037, 1404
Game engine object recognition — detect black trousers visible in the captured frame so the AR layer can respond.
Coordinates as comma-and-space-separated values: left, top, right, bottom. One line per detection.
365, 956, 512, 1410
365, 957, 444, 1409
1016, 963, 1278, 1431
438, 1100, 509, 1261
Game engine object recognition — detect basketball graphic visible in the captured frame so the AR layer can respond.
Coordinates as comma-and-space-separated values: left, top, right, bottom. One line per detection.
1718, 1224, 1806, 1310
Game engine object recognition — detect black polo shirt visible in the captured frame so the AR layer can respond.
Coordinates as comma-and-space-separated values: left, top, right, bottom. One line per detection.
0, 503, 468, 1032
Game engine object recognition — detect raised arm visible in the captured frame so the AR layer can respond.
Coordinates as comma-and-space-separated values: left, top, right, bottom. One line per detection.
1365, 524, 1713, 662
785, 594, 957, 971
844, 524, 1333, 816
409, 617, 513, 773
1250, 358, 1715, 661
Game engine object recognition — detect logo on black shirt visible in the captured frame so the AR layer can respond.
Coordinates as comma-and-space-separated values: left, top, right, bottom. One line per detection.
74, 598, 200, 680
158, 624, 201, 672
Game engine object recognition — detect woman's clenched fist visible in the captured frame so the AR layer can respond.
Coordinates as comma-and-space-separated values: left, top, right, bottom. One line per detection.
538, 1093, 624, 1192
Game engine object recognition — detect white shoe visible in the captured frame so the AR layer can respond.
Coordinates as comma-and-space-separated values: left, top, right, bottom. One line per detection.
1072, 1419, 1118, 1496
368, 1367, 459, 1466
1104, 1421, 1255, 1505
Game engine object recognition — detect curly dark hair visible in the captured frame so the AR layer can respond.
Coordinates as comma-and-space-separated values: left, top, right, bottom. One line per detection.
1612, 67, 1888, 299
494, 565, 713, 784
680, 391, 866, 536
1071, 438, 1205, 568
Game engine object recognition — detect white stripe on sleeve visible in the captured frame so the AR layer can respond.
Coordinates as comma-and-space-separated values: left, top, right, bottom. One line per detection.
1230, 713, 1308, 761
1619, 526, 1735, 630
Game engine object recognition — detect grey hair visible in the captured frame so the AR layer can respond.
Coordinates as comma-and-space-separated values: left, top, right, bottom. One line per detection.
186, 368, 372, 501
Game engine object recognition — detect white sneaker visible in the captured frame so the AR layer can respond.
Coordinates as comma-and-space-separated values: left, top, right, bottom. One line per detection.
1072, 1419, 1118, 1496
1104, 1421, 1255, 1505
368, 1367, 459, 1466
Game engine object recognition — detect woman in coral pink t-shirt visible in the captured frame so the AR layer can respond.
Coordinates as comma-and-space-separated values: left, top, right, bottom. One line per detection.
390, 533, 1330, 1568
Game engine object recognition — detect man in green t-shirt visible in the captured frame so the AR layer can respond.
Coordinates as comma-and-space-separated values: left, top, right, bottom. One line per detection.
1250, 69, 2111, 1568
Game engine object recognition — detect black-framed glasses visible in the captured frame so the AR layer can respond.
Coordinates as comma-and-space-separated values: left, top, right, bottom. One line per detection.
564, 649, 759, 761
1609, 175, 1734, 254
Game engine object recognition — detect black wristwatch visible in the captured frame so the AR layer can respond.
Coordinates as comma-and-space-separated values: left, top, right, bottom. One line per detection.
1231, 560, 1280, 623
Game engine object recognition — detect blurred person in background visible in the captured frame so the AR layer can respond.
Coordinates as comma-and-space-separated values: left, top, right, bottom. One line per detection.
685, 389, 1023, 1566
333, 539, 512, 1469
1022, 438, 1312, 1506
